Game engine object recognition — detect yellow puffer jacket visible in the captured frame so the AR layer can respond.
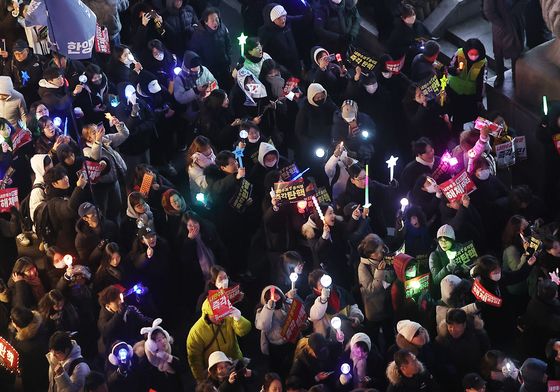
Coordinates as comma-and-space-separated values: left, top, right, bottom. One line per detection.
186, 299, 251, 381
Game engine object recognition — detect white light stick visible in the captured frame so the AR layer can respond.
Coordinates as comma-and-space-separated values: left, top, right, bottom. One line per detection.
311, 196, 324, 222
63, 254, 73, 267
320, 274, 332, 288
331, 316, 341, 331
400, 198, 409, 212
386, 155, 399, 182
289, 272, 298, 290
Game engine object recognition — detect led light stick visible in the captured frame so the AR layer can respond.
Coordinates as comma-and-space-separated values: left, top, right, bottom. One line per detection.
311, 196, 324, 222
364, 164, 371, 209
331, 316, 341, 331
315, 147, 325, 158
341, 363, 351, 375
233, 146, 244, 168
291, 167, 309, 181
400, 198, 409, 213
53, 117, 62, 127
386, 155, 399, 182
543, 95, 548, 116
289, 272, 298, 290
237, 33, 248, 56
63, 254, 73, 267
320, 274, 332, 288
173, 67, 181, 76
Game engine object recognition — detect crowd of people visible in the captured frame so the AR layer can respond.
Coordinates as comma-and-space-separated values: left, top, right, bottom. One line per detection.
0, 0, 559, 391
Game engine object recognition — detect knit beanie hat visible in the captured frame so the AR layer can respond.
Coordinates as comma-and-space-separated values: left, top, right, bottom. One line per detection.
270, 4, 287, 22
423, 40, 440, 57
313, 46, 329, 66
436, 224, 455, 240
341, 100, 358, 122
43, 66, 62, 81
440, 274, 461, 303
350, 332, 372, 351
520, 358, 547, 383
307, 83, 327, 106
396, 319, 422, 342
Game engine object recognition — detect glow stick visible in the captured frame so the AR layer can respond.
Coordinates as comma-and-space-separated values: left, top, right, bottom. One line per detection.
291, 167, 309, 181
386, 155, 398, 182
364, 164, 370, 208
311, 196, 324, 222
543, 96, 548, 116
237, 33, 248, 56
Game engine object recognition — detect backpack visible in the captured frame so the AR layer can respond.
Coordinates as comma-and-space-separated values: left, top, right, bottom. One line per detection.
34, 199, 56, 245
19, 183, 45, 232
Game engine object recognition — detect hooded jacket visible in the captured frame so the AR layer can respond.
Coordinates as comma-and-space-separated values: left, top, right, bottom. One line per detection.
186, 299, 251, 382
324, 149, 357, 200
0, 75, 27, 127
188, 20, 232, 75
46, 185, 85, 253
37, 78, 73, 118
386, 358, 438, 392
448, 38, 487, 99
358, 256, 392, 322
435, 275, 479, 337
29, 154, 49, 222
46, 340, 90, 392
255, 285, 293, 354
75, 216, 119, 268
162, 0, 197, 54
294, 83, 337, 146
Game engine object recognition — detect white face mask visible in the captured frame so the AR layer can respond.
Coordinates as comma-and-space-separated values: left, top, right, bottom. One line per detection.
364, 83, 378, 94
404, 16, 416, 25
490, 272, 501, 282
264, 158, 277, 168
154, 52, 164, 61
216, 278, 229, 289
331, 0, 342, 3
124, 53, 135, 66
426, 183, 438, 194
476, 169, 490, 181
148, 80, 161, 94
382, 71, 392, 79
248, 135, 259, 143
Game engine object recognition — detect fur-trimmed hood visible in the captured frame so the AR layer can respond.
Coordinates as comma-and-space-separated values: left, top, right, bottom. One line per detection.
15, 311, 43, 341
386, 359, 425, 385
395, 330, 430, 355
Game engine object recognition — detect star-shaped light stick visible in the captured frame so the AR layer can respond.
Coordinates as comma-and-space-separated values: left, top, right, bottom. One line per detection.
237, 33, 248, 56
386, 155, 399, 182
233, 146, 244, 168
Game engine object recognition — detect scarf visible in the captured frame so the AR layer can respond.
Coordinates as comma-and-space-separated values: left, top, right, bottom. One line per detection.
415, 156, 435, 169
471, 279, 502, 307
328, 288, 341, 312
195, 236, 215, 280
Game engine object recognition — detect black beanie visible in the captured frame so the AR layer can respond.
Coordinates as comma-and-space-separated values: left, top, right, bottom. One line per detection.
11, 307, 34, 328
43, 66, 62, 81
423, 40, 440, 57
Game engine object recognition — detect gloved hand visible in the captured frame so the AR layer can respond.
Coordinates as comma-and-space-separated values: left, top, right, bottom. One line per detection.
230, 307, 242, 321
156, 351, 172, 362
320, 288, 330, 302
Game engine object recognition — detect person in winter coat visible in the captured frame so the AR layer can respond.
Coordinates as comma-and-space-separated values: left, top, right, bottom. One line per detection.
312, 0, 360, 55
93, 242, 124, 293
120, 192, 155, 251
107, 46, 143, 86
186, 135, 216, 200
81, 119, 129, 222
434, 274, 479, 337
0, 44, 40, 99
43, 165, 87, 252
236, 37, 272, 79
0, 75, 27, 127
357, 233, 394, 349
520, 279, 560, 359
480, 349, 521, 392
74, 202, 119, 268
399, 137, 445, 194
255, 285, 299, 377
519, 358, 548, 392
135, 318, 184, 391
386, 349, 439, 392
38, 289, 80, 336
157, 188, 187, 245
9, 257, 48, 309
173, 50, 217, 125
501, 214, 532, 301
249, 141, 289, 207
434, 308, 490, 390
399, 206, 433, 259
74, 63, 114, 126
429, 224, 470, 288
29, 154, 52, 225
307, 46, 349, 104
258, 3, 303, 78
447, 38, 487, 131
162, 0, 198, 56
330, 99, 375, 161
229, 67, 269, 120
410, 40, 440, 83
34, 116, 69, 156
196, 89, 238, 151
9, 307, 49, 391
46, 331, 91, 392
83, 0, 129, 46
189, 7, 232, 90
324, 141, 357, 201
97, 285, 153, 355
388, 320, 436, 373
471, 254, 536, 349
186, 298, 251, 382
288, 332, 343, 389
483, 0, 527, 86
105, 340, 145, 391
391, 253, 431, 322
141, 39, 177, 90
303, 268, 364, 339
37, 67, 80, 132
450, 126, 493, 176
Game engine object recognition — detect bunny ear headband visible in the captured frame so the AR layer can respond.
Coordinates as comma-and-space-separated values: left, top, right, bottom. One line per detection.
140, 318, 173, 345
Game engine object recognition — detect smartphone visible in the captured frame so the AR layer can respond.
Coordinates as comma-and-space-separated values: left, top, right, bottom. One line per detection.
335, 53, 342, 62
1, 39, 5, 52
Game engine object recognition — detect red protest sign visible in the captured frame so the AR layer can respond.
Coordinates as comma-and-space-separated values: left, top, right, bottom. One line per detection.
0, 336, 20, 374
95, 24, 111, 54
474, 116, 503, 137
548, 380, 560, 392
280, 298, 307, 343
208, 289, 233, 321
385, 55, 405, 74
439, 170, 477, 203
471, 280, 502, 307
11, 128, 32, 153
553, 134, 560, 156
225, 285, 243, 304
84, 161, 103, 183
0, 188, 18, 212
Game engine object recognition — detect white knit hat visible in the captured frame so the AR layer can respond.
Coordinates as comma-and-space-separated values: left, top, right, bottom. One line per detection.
270, 5, 287, 22
437, 224, 455, 240
350, 332, 371, 351
396, 319, 422, 342
307, 83, 327, 106
207, 351, 231, 371
440, 274, 461, 303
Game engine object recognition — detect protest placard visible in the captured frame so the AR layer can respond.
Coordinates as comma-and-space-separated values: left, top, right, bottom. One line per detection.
207, 289, 233, 321
385, 56, 405, 74
224, 285, 243, 304
0, 188, 18, 212
279, 163, 300, 181
419, 74, 441, 101
95, 24, 111, 54
274, 178, 306, 204
0, 337, 19, 374
453, 241, 478, 265
431, 152, 453, 182
315, 187, 332, 204
513, 136, 527, 160
405, 273, 430, 299
280, 298, 307, 343
439, 170, 477, 203
495, 140, 516, 168
229, 179, 253, 212
11, 128, 32, 153
84, 161, 103, 183
139, 173, 154, 196
474, 117, 503, 137
548, 380, 560, 392
348, 48, 378, 73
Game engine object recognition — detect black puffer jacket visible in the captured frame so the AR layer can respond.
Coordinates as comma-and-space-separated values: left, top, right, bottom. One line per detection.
188, 22, 231, 76
46, 186, 85, 253
75, 217, 119, 268
162, 0, 198, 55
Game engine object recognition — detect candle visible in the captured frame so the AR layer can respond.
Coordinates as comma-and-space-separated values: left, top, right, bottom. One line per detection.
386, 155, 399, 182
459, 61, 464, 70
364, 164, 370, 208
